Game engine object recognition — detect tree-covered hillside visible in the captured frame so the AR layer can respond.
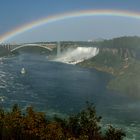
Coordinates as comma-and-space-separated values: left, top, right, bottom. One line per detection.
95, 36, 140, 49
79, 36, 140, 97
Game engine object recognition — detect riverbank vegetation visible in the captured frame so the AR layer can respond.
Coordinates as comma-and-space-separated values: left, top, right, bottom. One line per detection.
0, 103, 125, 140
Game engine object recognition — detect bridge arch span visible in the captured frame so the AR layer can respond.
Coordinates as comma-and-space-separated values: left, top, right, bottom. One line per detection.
11, 44, 52, 52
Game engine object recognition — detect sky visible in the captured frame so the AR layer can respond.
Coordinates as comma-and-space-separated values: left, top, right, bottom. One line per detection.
0, 0, 140, 42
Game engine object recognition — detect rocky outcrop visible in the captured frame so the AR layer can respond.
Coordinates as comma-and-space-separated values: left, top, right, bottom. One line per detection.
100, 47, 135, 59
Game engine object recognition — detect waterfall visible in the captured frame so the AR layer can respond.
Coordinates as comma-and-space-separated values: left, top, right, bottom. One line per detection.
53, 47, 99, 64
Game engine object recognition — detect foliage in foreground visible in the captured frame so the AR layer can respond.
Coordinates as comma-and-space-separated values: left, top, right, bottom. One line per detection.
0, 103, 126, 140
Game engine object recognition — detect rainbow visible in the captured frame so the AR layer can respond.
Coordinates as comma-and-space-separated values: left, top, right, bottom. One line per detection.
0, 9, 140, 43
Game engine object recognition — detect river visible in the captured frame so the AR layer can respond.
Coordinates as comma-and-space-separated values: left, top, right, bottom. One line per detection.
0, 52, 140, 140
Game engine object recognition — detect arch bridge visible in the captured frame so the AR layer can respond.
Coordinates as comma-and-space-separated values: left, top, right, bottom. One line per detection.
10, 43, 54, 52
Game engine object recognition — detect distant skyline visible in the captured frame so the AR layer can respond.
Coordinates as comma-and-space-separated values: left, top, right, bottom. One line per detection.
0, 0, 140, 43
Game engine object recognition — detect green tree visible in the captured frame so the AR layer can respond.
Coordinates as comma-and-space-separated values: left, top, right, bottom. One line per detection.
67, 102, 102, 140
105, 125, 126, 140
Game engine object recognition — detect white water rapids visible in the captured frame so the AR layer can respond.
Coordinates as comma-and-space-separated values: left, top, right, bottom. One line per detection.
53, 47, 99, 64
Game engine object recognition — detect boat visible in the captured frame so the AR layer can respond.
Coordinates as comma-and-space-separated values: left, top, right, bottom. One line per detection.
21, 68, 26, 74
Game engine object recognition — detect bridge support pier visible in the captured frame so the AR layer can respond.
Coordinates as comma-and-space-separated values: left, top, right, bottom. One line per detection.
57, 42, 61, 56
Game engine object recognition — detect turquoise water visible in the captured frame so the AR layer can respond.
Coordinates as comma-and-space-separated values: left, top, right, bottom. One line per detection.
0, 53, 140, 140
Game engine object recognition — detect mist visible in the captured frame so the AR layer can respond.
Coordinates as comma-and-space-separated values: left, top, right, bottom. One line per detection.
52, 47, 99, 64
